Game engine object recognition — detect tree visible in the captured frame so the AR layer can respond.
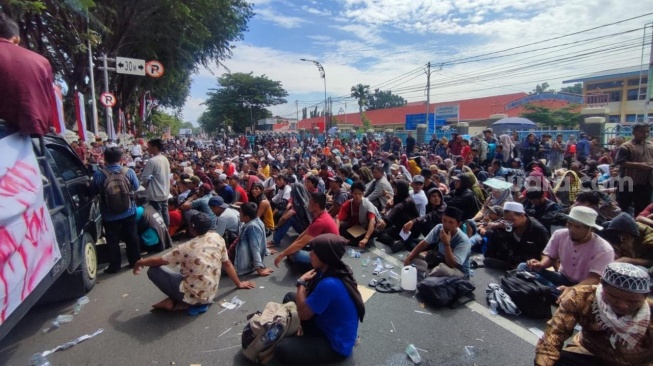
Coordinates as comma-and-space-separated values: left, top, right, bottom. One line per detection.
310, 106, 319, 118
560, 83, 583, 95
199, 72, 288, 133
150, 110, 183, 135
302, 107, 307, 120
350, 83, 370, 123
530, 82, 553, 95
361, 113, 372, 131
3, 0, 253, 130
367, 88, 407, 110
520, 104, 583, 129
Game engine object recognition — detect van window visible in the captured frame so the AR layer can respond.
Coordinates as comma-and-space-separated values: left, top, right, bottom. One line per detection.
47, 145, 87, 181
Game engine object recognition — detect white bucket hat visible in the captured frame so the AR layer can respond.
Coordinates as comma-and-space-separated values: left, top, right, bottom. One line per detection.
563, 206, 602, 230
503, 201, 524, 214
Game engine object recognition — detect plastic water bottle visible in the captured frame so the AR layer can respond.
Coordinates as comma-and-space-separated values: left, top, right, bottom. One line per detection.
489, 300, 499, 315
29, 353, 51, 366
74, 296, 90, 315
405, 344, 422, 364
56, 314, 74, 323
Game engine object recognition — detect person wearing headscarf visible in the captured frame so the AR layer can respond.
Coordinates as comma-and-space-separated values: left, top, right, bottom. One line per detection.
444, 173, 479, 221
519, 165, 557, 203
376, 180, 420, 252
465, 172, 487, 205
473, 185, 513, 221
499, 134, 515, 164
444, 158, 454, 171
276, 234, 365, 365
554, 169, 581, 207
399, 154, 409, 170
408, 159, 421, 177
403, 188, 448, 239
535, 263, 652, 366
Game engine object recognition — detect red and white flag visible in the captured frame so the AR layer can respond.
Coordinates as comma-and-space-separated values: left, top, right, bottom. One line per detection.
50, 84, 66, 135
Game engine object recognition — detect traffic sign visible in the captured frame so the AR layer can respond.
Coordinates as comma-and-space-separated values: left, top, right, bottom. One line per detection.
100, 92, 117, 108
116, 57, 145, 76
145, 60, 165, 78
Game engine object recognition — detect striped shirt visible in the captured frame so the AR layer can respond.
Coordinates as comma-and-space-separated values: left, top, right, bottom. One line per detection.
93, 164, 140, 221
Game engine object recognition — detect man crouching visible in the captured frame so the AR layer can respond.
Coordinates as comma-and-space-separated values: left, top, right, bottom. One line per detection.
133, 212, 255, 314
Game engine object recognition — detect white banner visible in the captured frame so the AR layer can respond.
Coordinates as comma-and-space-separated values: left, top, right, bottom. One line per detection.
0, 133, 61, 324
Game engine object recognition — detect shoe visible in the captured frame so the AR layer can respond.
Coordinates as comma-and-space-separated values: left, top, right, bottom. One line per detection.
188, 303, 211, 316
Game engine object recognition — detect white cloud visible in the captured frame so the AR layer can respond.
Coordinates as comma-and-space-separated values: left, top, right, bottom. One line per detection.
179, 96, 206, 126
301, 5, 331, 16
255, 8, 306, 28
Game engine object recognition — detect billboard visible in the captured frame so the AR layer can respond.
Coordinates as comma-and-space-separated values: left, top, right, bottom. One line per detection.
178, 128, 193, 136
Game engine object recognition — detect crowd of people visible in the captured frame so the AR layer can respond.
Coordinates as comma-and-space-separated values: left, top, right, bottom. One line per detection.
79, 123, 653, 365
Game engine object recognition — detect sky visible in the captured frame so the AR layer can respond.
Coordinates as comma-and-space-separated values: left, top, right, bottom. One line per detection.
180, 0, 653, 126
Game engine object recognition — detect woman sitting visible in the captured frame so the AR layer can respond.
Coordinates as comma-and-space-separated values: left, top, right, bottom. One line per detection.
375, 180, 420, 253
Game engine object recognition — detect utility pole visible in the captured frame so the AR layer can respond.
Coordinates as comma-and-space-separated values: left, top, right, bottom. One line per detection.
97, 54, 116, 139
296, 100, 299, 131
425, 62, 431, 131
87, 41, 99, 136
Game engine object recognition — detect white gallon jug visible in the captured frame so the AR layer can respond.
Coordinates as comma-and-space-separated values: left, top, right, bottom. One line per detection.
400, 265, 417, 291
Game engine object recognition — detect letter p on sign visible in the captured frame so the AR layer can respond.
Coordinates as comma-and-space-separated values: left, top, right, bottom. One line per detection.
100, 92, 117, 108
145, 60, 165, 78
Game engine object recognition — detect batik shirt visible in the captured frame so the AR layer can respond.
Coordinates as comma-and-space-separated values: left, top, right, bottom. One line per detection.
162, 232, 228, 304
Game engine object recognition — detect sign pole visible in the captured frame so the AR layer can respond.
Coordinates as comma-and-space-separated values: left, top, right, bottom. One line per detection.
88, 40, 99, 137
101, 54, 114, 139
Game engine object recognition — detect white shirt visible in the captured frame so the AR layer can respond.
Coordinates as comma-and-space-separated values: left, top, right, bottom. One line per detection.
131, 144, 143, 156
272, 184, 291, 204
412, 190, 428, 216
214, 207, 240, 236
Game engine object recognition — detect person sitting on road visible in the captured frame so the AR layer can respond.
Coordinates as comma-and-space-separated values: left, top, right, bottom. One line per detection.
326, 176, 350, 218
180, 183, 215, 228
518, 206, 614, 299
228, 174, 248, 204
228, 202, 272, 277
402, 188, 447, 240
483, 202, 550, 270
364, 165, 393, 212
208, 196, 240, 243
274, 192, 339, 267
336, 182, 379, 248
135, 192, 173, 253
524, 189, 563, 233
600, 212, 653, 269
375, 179, 420, 253
535, 263, 652, 366
444, 173, 479, 221
167, 197, 184, 238
268, 182, 312, 249
275, 234, 365, 365
132, 213, 255, 313
403, 206, 472, 279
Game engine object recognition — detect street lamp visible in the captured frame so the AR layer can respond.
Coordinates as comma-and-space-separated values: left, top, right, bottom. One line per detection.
300, 58, 328, 132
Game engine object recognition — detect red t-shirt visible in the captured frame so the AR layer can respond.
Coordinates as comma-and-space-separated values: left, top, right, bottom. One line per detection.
235, 185, 249, 203
338, 200, 375, 226
307, 210, 339, 237
461, 146, 472, 163
168, 209, 182, 236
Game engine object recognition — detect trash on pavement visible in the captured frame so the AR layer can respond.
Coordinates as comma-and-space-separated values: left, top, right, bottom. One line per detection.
405, 344, 422, 364
220, 296, 245, 310
462, 345, 477, 362
42, 314, 74, 333
29, 353, 51, 366
73, 296, 90, 315
35, 328, 104, 359
347, 248, 361, 258
414, 310, 431, 315
217, 326, 233, 338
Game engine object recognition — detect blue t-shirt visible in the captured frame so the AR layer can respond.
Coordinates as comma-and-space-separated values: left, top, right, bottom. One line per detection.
305, 276, 359, 356
424, 224, 472, 277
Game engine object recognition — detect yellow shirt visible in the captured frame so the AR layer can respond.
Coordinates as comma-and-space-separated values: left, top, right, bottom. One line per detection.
260, 165, 270, 179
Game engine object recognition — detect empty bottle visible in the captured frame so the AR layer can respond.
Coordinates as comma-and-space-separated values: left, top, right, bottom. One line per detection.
56, 314, 74, 323
29, 353, 51, 366
406, 344, 422, 364
489, 300, 499, 315
74, 296, 90, 315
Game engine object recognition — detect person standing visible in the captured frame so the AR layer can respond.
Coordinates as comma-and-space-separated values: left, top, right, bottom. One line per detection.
141, 138, 171, 227
548, 134, 566, 171
405, 132, 416, 155
614, 122, 653, 216
93, 147, 141, 273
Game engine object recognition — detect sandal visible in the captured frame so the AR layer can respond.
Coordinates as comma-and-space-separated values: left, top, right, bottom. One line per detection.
374, 278, 402, 293
188, 303, 211, 316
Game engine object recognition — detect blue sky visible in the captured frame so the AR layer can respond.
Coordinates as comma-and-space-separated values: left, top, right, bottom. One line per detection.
181, 0, 653, 126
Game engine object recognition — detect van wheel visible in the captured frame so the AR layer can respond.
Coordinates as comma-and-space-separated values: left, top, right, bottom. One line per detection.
81, 233, 97, 291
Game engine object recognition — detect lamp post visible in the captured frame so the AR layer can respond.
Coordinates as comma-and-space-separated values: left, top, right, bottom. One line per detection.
300, 58, 327, 132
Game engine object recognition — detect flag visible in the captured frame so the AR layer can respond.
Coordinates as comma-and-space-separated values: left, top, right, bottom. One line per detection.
50, 84, 66, 135
74, 91, 88, 141
117, 109, 126, 135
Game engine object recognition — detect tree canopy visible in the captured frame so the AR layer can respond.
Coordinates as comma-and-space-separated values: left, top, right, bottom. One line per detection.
367, 88, 407, 110
560, 83, 583, 95
350, 83, 370, 122
520, 104, 583, 128
2, 0, 253, 133
199, 72, 288, 133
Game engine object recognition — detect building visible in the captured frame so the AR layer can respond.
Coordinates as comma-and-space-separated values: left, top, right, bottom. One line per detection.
563, 65, 652, 123
295, 92, 577, 133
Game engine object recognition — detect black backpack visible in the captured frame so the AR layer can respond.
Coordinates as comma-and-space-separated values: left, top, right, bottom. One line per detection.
101, 167, 132, 214
417, 276, 475, 309
500, 270, 552, 318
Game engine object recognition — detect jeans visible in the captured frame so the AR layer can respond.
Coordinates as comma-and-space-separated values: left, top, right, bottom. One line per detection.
150, 200, 170, 227
517, 263, 577, 297
147, 266, 186, 303
103, 214, 141, 270
289, 250, 311, 265
275, 292, 348, 365
272, 216, 303, 246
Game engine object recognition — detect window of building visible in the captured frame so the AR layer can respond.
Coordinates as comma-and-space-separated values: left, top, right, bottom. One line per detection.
586, 80, 624, 90
628, 77, 647, 86
609, 90, 622, 102
608, 115, 621, 123
627, 88, 646, 101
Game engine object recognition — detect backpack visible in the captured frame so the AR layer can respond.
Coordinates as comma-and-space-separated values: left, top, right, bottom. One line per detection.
101, 167, 132, 214
241, 301, 301, 364
500, 270, 552, 318
417, 276, 476, 309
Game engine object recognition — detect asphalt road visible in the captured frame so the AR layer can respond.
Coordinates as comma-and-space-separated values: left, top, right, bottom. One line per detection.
0, 233, 548, 366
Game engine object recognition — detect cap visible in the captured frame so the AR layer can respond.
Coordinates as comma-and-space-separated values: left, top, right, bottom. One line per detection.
503, 201, 525, 214
602, 262, 650, 294
190, 176, 201, 185
328, 176, 344, 185
451, 175, 461, 181
218, 173, 227, 181
391, 164, 400, 171
208, 196, 229, 209
182, 178, 192, 184
455, 156, 464, 162
412, 175, 425, 184
200, 183, 212, 192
